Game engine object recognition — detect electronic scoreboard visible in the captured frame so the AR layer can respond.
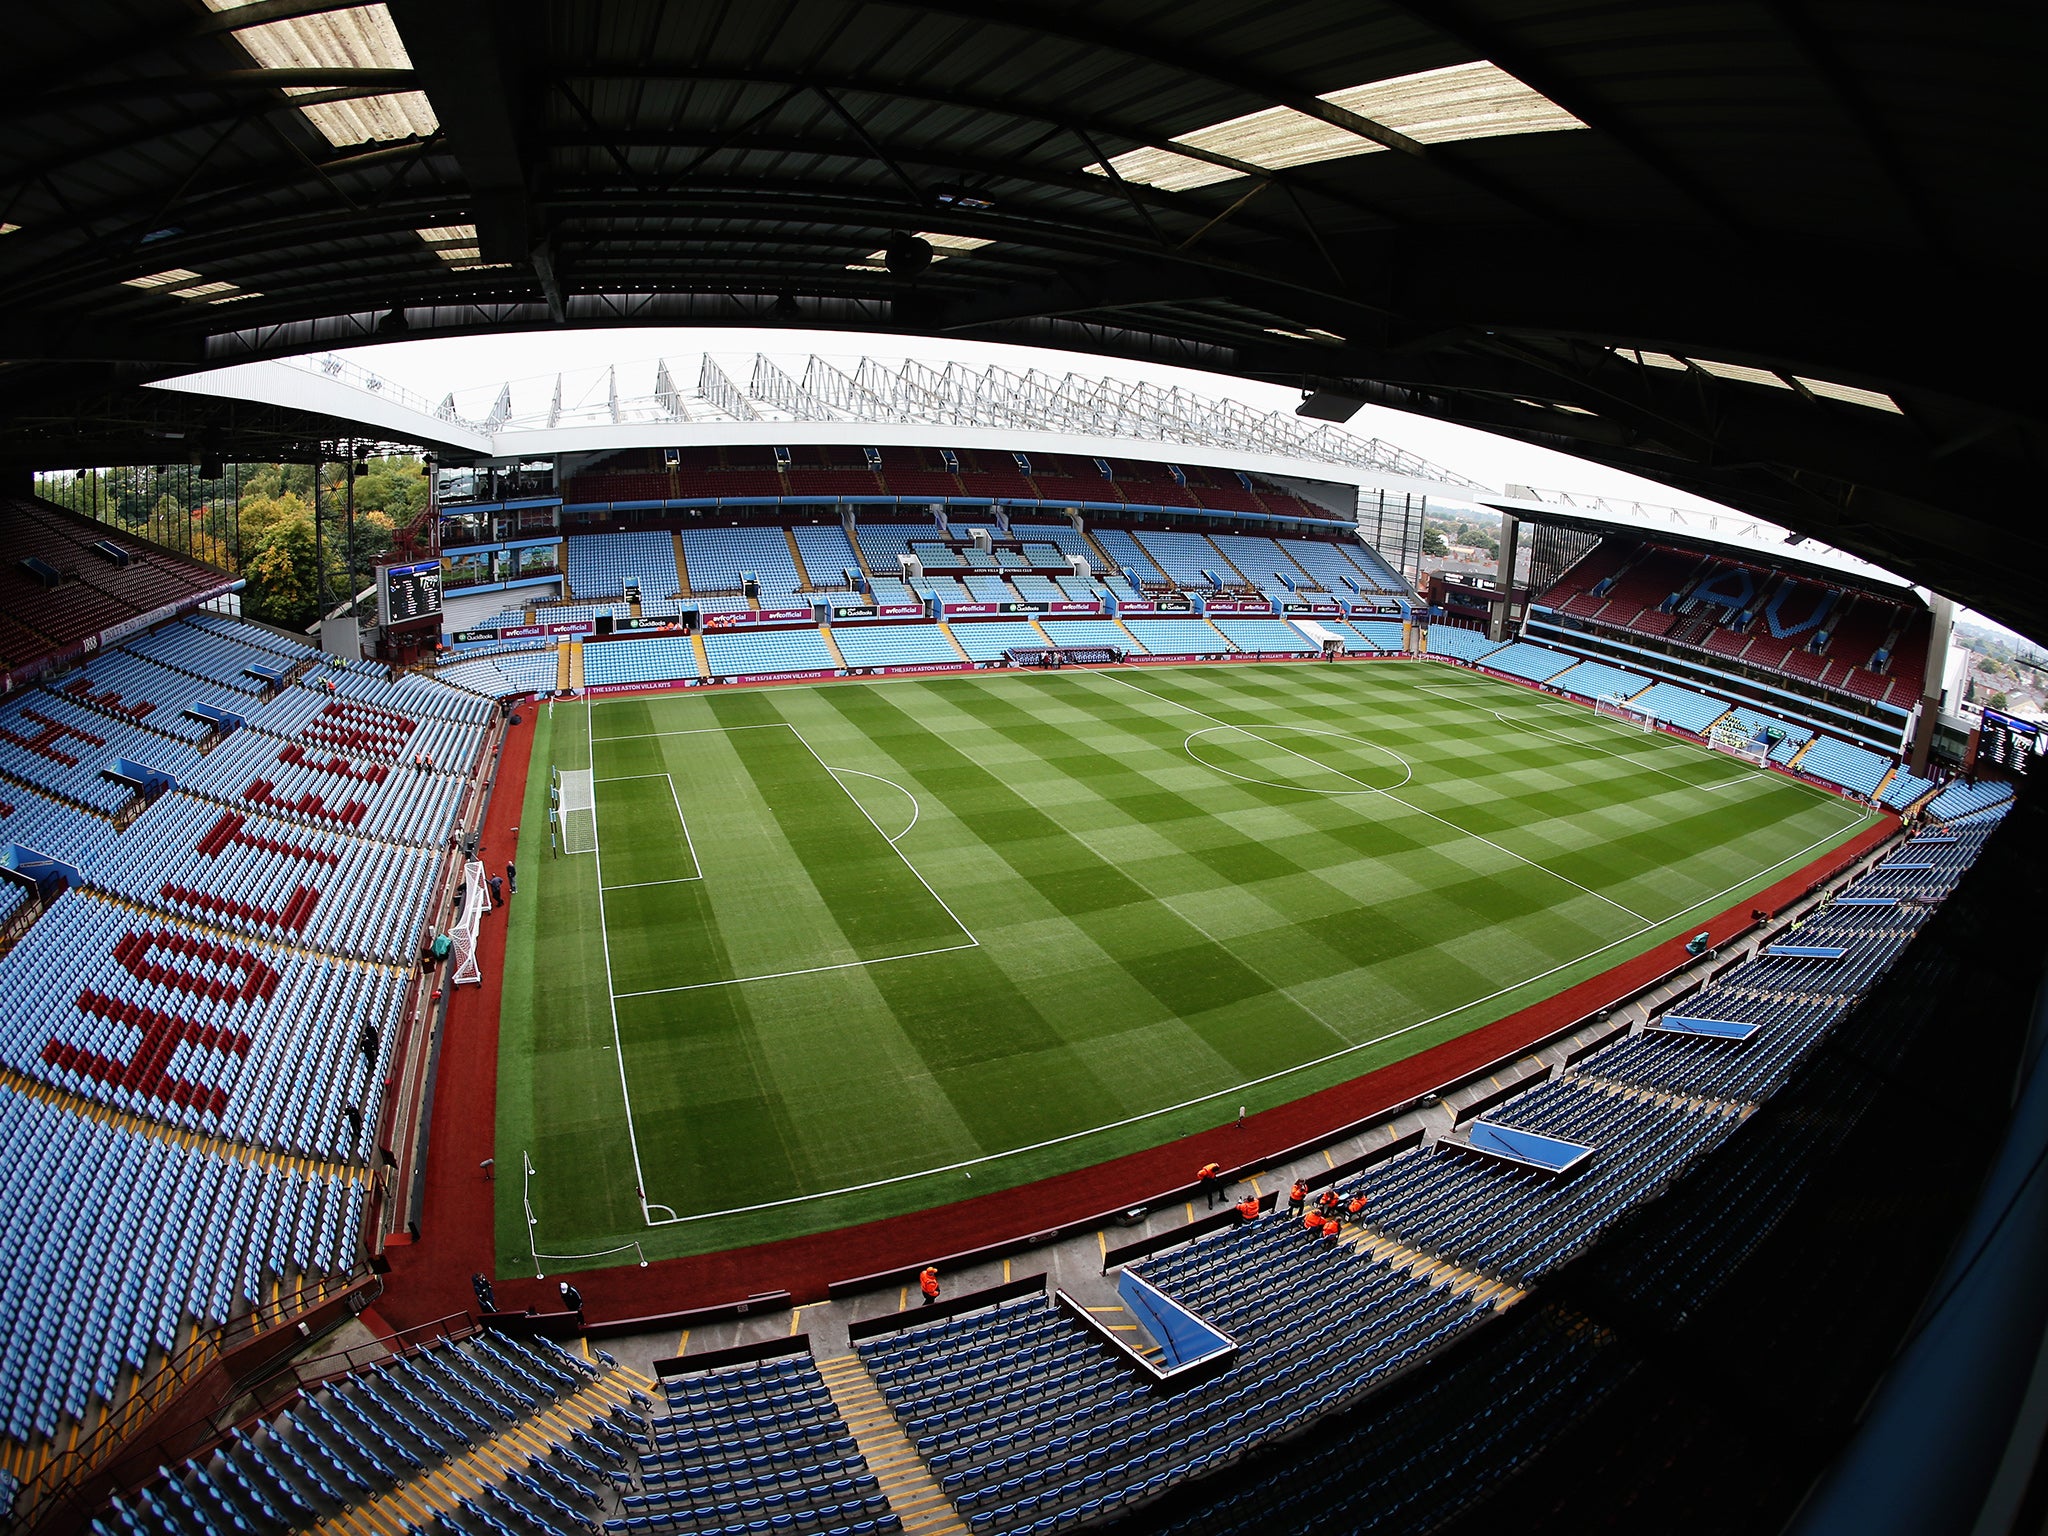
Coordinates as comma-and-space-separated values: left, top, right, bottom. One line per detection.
376, 558, 442, 627
1978, 707, 2039, 775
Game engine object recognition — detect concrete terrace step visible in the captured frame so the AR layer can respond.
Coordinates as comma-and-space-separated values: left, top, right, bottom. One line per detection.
321, 1357, 638, 1535
1342, 1224, 1529, 1310
818, 1354, 966, 1536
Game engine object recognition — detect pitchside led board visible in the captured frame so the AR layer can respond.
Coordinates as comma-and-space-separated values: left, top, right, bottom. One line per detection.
376, 558, 443, 627
1979, 707, 2040, 774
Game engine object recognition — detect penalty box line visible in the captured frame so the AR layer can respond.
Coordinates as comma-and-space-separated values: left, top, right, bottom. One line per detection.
594, 772, 704, 887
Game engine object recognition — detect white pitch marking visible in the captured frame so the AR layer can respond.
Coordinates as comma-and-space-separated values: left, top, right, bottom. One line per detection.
825, 765, 922, 843
613, 942, 981, 1000
582, 689, 658, 1227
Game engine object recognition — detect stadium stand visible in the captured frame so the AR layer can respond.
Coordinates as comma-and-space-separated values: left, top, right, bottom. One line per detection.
1625, 681, 1732, 735
948, 621, 1051, 662
1794, 736, 1892, 798
633, 1350, 896, 1534
125, 1330, 631, 1536
1927, 779, 2016, 822
792, 523, 864, 588
1209, 618, 1317, 654
680, 527, 805, 602
584, 635, 705, 688
567, 531, 679, 600
861, 1270, 1493, 1535
832, 624, 965, 668
1724, 706, 1814, 763
1547, 660, 1652, 705
1421, 626, 1498, 663
1121, 620, 1233, 656
1037, 619, 1136, 653
1878, 768, 1937, 811
1346, 620, 1408, 652
701, 627, 838, 677
1473, 642, 1577, 684
0, 496, 233, 683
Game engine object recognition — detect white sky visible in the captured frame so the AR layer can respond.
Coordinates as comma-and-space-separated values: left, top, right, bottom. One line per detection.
316, 326, 2031, 647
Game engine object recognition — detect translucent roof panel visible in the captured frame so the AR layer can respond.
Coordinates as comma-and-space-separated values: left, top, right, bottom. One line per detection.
1797, 377, 1904, 413
202, 1, 439, 147
1691, 358, 1792, 389
1323, 61, 1586, 146
122, 268, 202, 289
1086, 60, 1583, 191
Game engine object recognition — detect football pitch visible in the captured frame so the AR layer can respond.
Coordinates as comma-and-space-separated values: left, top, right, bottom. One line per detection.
495, 661, 1875, 1271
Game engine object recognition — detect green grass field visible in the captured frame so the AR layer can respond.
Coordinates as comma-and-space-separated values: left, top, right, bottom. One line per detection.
495, 661, 1875, 1272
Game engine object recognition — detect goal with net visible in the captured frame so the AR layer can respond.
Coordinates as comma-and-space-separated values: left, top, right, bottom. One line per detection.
1593, 695, 1655, 732
1706, 717, 1771, 767
558, 768, 596, 855
449, 857, 491, 985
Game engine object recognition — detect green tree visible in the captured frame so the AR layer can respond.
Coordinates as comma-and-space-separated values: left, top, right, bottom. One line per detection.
1989, 691, 2010, 712
1422, 527, 1450, 557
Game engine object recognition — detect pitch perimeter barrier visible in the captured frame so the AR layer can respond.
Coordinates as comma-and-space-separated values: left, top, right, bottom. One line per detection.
845, 1273, 1049, 1340
583, 1289, 793, 1342
654, 1332, 812, 1377
1102, 1192, 1278, 1271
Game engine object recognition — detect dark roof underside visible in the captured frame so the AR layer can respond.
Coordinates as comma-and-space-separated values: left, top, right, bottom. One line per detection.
0, 0, 2041, 637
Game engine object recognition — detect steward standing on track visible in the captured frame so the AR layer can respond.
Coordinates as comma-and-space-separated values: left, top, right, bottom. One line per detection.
920, 1266, 941, 1306
1198, 1161, 1225, 1207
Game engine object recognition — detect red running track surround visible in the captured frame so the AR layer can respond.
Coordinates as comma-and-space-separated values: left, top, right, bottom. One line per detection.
375, 700, 1896, 1334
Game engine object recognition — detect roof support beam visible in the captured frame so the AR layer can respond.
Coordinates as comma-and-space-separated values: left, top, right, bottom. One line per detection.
385, 0, 538, 265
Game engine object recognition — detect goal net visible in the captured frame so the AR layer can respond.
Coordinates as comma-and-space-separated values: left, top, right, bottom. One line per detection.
1594, 695, 1655, 732
558, 768, 596, 855
449, 857, 490, 986
1707, 717, 1771, 766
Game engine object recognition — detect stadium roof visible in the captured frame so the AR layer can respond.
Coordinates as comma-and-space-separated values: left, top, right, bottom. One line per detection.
155, 348, 1493, 498
0, 1, 2039, 636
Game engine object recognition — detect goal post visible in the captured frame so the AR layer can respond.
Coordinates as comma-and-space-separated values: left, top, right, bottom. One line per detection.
558, 768, 596, 855
1707, 716, 1771, 767
449, 857, 491, 985
1593, 695, 1655, 732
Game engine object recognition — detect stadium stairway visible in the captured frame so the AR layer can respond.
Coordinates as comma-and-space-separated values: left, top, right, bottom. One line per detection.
689, 632, 712, 677
786, 530, 813, 589
935, 624, 973, 663
1338, 1222, 1527, 1312
816, 1355, 967, 1536
671, 533, 690, 595
820, 627, 850, 669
